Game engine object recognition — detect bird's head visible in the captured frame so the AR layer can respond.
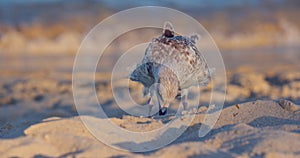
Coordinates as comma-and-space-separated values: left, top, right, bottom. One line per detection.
156, 66, 179, 115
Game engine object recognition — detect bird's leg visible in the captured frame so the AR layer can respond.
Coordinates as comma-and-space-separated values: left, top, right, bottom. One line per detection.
147, 97, 154, 117
147, 85, 155, 117
181, 89, 189, 111
155, 87, 167, 115
143, 87, 149, 97
156, 90, 162, 115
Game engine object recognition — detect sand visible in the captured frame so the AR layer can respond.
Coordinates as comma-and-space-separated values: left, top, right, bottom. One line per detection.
0, 69, 299, 157
1, 100, 300, 157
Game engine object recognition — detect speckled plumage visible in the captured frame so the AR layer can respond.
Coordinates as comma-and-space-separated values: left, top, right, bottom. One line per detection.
130, 22, 212, 116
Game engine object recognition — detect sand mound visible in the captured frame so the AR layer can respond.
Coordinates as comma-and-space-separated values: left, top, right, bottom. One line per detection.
1, 100, 299, 157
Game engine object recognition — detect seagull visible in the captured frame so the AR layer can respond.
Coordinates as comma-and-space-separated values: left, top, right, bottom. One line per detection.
130, 22, 212, 117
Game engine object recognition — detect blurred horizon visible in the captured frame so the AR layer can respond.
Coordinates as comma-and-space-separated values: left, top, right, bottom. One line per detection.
0, 0, 299, 73
1, 0, 300, 24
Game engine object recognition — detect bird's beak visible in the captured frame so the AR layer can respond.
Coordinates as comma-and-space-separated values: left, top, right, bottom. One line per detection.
159, 102, 170, 115
159, 107, 167, 115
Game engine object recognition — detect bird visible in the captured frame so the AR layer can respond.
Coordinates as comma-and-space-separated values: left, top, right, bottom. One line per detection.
130, 22, 212, 117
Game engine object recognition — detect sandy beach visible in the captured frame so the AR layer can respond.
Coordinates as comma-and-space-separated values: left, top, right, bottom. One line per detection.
0, 67, 299, 157
0, 1, 300, 157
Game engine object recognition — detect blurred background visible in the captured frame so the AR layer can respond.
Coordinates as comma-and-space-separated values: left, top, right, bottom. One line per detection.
0, 0, 299, 128
1, 0, 299, 72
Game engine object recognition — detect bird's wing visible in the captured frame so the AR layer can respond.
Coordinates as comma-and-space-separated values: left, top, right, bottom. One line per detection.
190, 45, 212, 86
129, 62, 155, 87
175, 40, 212, 89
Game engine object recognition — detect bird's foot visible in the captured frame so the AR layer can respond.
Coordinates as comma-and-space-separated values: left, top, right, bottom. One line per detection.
183, 101, 188, 111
